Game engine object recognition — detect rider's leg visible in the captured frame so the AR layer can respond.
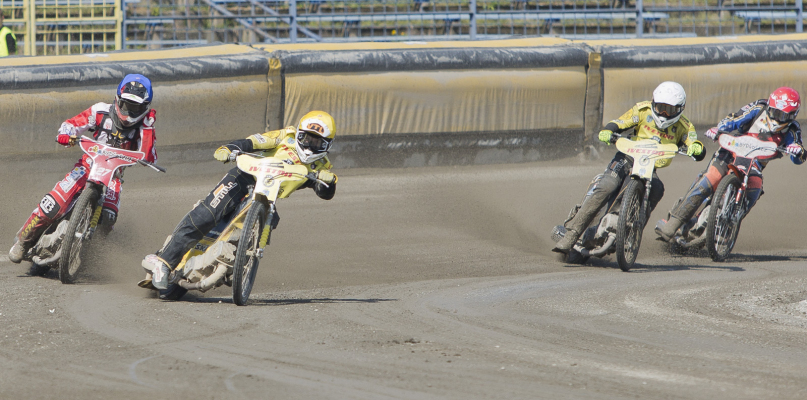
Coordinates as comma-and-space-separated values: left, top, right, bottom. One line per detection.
144, 167, 253, 287
98, 176, 122, 235
553, 155, 628, 253
9, 159, 89, 263
745, 171, 763, 213
655, 155, 727, 241
647, 173, 665, 216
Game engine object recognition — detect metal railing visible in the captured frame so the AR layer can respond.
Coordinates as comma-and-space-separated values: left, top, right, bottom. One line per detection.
2, 0, 121, 55
4, 0, 804, 52
122, 0, 804, 47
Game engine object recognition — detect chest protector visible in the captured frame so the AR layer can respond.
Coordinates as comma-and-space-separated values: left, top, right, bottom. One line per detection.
93, 112, 139, 150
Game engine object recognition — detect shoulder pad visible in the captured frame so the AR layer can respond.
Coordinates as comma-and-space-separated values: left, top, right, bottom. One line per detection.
285, 126, 296, 135
636, 100, 652, 110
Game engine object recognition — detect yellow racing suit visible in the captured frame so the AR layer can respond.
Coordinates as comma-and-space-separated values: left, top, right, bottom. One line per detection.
606, 101, 703, 168
154, 126, 337, 268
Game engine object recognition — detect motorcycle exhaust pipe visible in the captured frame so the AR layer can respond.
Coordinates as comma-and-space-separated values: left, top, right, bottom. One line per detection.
178, 264, 229, 292
577, 233, 617, 257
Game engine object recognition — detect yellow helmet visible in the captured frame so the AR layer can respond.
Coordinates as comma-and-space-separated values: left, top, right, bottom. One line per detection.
296, 111, 335, 163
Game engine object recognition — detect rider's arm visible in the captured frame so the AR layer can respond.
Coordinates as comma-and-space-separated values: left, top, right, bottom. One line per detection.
314, 177, 336, 200
137, 109, 157, 163
58, 102, 107, 138
716, 100, 765, 133
603, 102, 644, 134
679, 117, 706, 161
218, 127, 293, 154
783, 122, 806, 164
309, 159, 337, 200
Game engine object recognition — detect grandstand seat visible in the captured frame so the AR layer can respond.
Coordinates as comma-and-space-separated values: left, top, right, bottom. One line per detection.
735, 10, 798, 31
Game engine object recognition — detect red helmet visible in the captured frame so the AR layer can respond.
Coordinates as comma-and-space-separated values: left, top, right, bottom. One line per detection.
767, 87, 800, 126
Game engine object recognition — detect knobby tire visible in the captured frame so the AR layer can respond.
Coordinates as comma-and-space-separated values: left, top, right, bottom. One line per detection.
706, 174, 742, 262
59, 187, 98, 284
232, 201, 266, 306
616, 179, 645, 272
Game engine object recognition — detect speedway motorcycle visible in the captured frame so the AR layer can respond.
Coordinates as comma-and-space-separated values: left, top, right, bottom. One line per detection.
662, 133, 786, 261
551, 135, 692, 271
27, 136, 165, 283
138, 151, 329, 306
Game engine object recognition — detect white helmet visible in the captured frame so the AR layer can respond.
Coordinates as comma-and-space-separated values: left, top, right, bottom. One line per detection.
296, 111, 335, 164
651, 81, 686, 130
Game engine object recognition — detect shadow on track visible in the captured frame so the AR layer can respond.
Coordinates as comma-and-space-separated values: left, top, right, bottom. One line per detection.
181, 297, 398, 306
559, 256, 747, 273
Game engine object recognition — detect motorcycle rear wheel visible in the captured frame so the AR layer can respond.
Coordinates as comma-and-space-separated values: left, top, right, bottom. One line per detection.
59, 187, 98, 284
706, 174, 742, 262
616, 179, 645, 272
232, 201, 266, 306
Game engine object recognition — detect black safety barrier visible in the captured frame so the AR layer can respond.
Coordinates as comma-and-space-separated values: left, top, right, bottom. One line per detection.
0, 52, 269, 90
271, 45, 592, 74
600, 40, 807, 69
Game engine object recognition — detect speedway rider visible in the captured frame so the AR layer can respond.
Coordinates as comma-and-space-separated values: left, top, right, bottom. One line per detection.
655, 87, 805, 241
8, 74, 157, 263
553, 81, 706, 254
142, 110, 338, 289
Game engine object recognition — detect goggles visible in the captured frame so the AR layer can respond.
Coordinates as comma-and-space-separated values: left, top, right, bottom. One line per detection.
297, 130, 332, 153
652, 102, 684, 119
767, 107, 798, 124
117, 97, 149, 118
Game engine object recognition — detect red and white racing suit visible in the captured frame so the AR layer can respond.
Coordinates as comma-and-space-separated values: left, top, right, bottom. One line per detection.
15, 103, 157, 246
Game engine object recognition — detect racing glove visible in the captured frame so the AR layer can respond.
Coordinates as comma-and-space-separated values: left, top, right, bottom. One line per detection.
56, 134, 76, 147
785, 143, 804, 157
598, 129, 614, 145
317, 170, 337, 185
687, 142, 703, 157
213, 146, 233, 163
704, 127, 719, 141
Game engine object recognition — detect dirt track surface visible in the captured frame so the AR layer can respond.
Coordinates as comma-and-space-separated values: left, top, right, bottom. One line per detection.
2, 148, 807, 399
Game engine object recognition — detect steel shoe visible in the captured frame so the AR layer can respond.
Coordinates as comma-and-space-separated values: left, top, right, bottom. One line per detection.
655, 216, 684, 242
8, 241, 29, 264
552, 228, 580, 254
142, 254, 172, 290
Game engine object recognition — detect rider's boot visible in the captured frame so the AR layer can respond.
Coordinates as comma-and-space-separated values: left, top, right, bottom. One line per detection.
553, 173, 621, 254
9, 211, 53, 263
8, 240, 29, 264
142, 254, 173, 290
655, 177, 713, 242
553, 228, 581, 254
654, 215, 685, 242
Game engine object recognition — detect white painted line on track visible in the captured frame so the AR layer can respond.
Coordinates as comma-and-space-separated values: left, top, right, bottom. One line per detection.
129, 355, 160, 388
224, 372, 241, 393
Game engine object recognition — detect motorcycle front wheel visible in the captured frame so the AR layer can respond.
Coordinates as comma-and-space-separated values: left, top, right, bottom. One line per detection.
232, 201, 266, 306
706, 174, 742, 262
616, 179, 645, 272
59, 187, 98, 284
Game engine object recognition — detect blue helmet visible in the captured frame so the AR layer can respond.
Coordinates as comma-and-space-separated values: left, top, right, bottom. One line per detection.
115, 74, 153, 127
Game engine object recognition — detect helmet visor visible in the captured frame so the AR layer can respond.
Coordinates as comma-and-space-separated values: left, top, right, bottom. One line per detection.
297, 130, 332, 153
768, 107, 798, 124
653, 102, 684, 119
117, 97, 149, 119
